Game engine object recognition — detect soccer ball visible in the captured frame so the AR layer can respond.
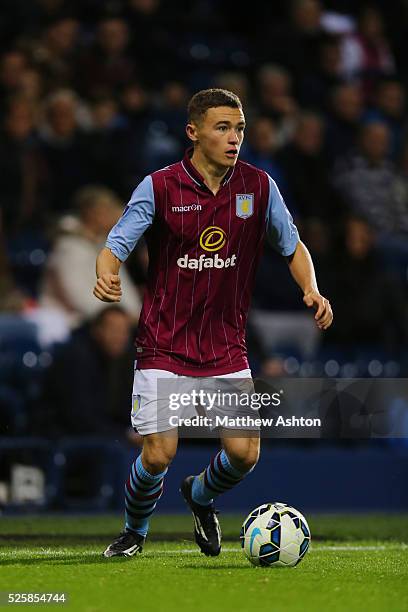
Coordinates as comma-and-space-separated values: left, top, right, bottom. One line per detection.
241, 502, 311, 567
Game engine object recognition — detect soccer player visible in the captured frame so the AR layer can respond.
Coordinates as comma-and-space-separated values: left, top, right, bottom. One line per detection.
94, 89, 333, 558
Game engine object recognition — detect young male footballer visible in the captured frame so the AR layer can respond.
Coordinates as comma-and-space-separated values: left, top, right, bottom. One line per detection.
94, 89, 333, 558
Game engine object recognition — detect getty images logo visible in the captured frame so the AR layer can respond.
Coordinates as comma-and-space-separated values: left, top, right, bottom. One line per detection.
177, 226, 237, 271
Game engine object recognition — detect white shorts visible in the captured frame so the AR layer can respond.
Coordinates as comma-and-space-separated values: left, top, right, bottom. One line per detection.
131, 367, 256, 436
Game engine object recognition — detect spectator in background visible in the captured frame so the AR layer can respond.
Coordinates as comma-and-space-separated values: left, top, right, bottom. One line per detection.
142, 82, 186, 172
17, 67, 44, 115
299, 34, 344, 108
215, 71, 249, 104
364, 79, 406, 159
333, 121, 408, 237
257, 64, 298, 148
119, 82, 150, 137
124, 0, 176, 85
242, 116, 283, 184
8, 0, 75, 36
322, 216, 407, 353
0, 226, 42, 435
40, 185, 142, 329
0, 50, 28, 116
214, 71, 253, 117
340, 6, 395, 101
76, 17, 137, 99
86, 95, 129, 196
256, 0, 324, 78
116, 82, 151, 190
38, 89, 93, 215
325, 83, 363, 164
29, 17, 80, 90
277, 112, 335, 230
0, 97, 44, 234
153, 81, 189, 147
40, 305, 140, 444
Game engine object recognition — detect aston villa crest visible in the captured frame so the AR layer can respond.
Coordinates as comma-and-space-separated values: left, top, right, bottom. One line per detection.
236, 193, 254, 219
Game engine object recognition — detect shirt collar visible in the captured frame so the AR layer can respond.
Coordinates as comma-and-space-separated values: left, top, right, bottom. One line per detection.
181, 148, 235, 190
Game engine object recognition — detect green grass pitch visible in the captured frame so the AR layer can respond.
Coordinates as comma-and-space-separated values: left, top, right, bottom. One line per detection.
0, 513, 407, 612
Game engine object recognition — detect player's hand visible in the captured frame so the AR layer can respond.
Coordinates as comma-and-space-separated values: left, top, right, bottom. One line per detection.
303, 290, 333, 330
93, 273, 122, 302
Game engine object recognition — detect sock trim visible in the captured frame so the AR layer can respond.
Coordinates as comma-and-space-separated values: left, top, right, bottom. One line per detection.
219, 450, 248, 478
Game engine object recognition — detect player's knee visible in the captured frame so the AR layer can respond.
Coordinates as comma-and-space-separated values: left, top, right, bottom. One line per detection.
142, 442, 176, 474
142, 451, 174, 474
227, 443, 259, 473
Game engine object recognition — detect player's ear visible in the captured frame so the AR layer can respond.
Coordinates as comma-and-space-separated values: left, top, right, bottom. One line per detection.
186, 122, 198, 143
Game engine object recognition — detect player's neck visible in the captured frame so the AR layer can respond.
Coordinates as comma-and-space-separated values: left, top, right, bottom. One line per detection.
190, 148, 229, 195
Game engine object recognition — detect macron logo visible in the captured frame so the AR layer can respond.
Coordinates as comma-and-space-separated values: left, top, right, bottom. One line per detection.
171, 204, 202, 213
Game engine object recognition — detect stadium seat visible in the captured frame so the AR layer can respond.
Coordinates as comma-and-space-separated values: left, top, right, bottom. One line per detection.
0, 437, 58, 510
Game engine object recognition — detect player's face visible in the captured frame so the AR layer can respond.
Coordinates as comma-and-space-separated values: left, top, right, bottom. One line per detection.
189, 106, 246, 168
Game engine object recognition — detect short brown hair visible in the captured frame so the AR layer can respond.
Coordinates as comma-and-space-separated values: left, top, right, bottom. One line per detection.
187, 88, 242, 124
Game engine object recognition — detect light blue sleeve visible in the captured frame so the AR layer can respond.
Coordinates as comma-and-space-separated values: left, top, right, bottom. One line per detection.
265, 174, 299, 256
105, 175, 155, 262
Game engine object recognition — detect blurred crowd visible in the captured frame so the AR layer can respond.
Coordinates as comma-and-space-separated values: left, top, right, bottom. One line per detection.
1, 0, 408, 438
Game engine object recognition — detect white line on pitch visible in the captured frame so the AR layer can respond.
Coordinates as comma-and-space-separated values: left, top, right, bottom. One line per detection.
0, 544, 406, 557
151, 547, 391, 554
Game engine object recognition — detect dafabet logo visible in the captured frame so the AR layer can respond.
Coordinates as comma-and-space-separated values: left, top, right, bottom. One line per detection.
177, 226, 237, 271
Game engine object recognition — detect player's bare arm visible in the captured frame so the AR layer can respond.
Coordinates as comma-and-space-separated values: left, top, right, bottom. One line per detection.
286, 241, 333, 330
94, 247, 122, 303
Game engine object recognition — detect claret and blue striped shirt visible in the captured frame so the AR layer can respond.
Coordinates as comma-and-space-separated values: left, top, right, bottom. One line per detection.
106, 150, 299, 376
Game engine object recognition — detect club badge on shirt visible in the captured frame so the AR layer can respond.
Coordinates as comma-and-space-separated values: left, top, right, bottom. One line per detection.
236, 194, 254, 219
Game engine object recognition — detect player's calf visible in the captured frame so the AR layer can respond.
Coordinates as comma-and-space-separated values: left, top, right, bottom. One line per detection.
103, 454, 168, 559
190, 448, 257, 508
180, 447, 258, 556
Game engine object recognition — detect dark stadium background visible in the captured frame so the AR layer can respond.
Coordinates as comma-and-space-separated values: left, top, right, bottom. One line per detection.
0, 0, 407, 515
